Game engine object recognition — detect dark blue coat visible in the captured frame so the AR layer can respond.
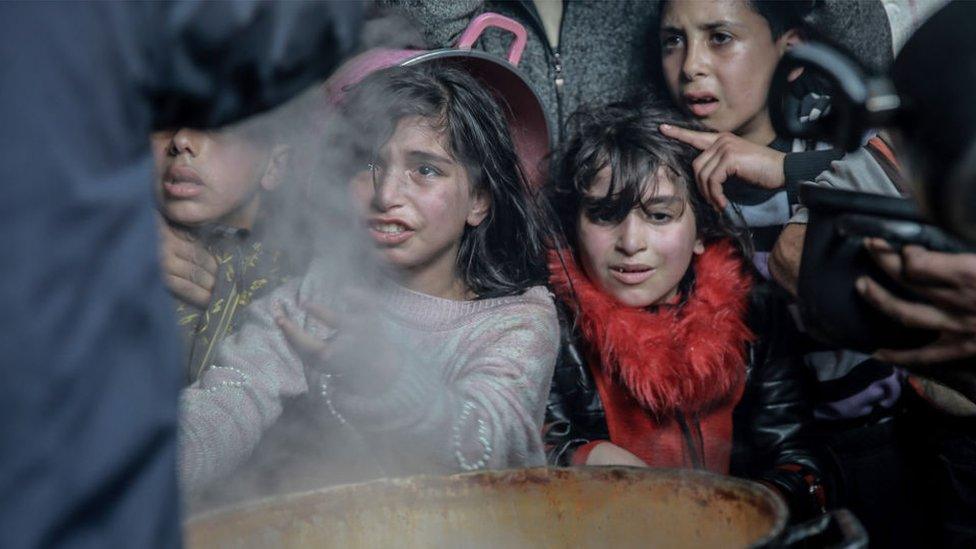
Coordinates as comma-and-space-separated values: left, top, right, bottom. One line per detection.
0, 2, 360, 547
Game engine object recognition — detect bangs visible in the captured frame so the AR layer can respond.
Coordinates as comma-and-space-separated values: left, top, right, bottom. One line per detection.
578, 145, 689, 225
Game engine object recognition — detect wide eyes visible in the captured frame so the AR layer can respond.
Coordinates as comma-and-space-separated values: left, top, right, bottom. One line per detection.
660, 31, 734, 51
417, 164, 442, 177
661, 33, 683, 51
709, 32, 733, 46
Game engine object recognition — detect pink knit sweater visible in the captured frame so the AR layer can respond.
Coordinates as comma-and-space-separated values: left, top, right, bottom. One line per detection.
178, 269, 559, 492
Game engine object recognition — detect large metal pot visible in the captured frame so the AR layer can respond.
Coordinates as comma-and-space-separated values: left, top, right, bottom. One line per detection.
184, 467, 860, 548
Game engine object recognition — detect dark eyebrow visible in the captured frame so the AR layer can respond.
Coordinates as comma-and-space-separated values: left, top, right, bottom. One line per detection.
700, 20, 743, 32
660, 25, 683, 34
406, 150, 454, 165
642, 195, 684, 207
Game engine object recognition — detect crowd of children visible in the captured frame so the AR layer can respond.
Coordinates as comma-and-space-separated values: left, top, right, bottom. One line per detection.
158, 1, 973, 546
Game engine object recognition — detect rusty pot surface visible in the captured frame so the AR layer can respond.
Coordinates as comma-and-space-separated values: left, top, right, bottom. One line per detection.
185, 467, 787, 548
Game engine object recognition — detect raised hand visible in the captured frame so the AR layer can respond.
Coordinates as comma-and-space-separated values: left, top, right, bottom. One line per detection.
660, 124, 786, 210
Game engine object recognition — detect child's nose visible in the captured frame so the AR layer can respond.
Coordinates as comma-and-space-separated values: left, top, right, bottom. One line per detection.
370, 166, 404, 211
170, 128, 203, 157
615, 214, 647, 256
681, 38, 709, 81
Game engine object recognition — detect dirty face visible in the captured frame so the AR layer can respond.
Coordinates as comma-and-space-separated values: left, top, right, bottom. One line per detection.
660, 0, 799, 144
577, 167, 703, 308
350, 116, 489, 295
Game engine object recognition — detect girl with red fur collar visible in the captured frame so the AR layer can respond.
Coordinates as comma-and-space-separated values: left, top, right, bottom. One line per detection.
544, 101, 826, 519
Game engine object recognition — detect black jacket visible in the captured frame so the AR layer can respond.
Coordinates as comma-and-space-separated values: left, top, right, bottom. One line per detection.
545, 281, 826, 520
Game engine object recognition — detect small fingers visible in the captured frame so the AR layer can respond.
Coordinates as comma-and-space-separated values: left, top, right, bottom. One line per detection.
164, 274, 211, 309
161, 255, 215, 292
659, 124, 719, 150
276, 309, 330, 358
304, 302, 342, 329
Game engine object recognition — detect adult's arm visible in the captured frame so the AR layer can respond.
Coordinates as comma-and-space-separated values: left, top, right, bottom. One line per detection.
770, 223, 806, 297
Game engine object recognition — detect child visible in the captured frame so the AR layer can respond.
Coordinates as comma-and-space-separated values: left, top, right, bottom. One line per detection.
655, 3, 924, 541
178, 63, 559, 495
544, 102, 825, 520
656, 0, 854, 277
153, 121, 296, 383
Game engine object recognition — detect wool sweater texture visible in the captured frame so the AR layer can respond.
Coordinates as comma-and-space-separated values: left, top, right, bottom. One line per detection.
178, 262, 559, 492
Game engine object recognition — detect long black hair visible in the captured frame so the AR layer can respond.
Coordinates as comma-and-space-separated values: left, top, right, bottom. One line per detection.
335, 62, 552, 298
549, 100, 749, 258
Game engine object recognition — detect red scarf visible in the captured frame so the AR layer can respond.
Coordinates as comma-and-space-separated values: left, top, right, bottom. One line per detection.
548, 240, 755, 419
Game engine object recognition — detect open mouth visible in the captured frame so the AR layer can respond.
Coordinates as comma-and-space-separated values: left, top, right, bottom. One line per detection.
684, 94, 720, 117
368, 219, 415, 245
609, 264, 654, 285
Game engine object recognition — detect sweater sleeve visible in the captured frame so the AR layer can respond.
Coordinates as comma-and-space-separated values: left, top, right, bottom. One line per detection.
783, 148, 845, 205
788, 146, 902, 224
332, 292, 560, 472
178, 280, 313, 492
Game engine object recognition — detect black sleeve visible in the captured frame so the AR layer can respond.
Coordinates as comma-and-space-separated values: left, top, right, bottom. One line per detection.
147, 0, 363, 129
783, 148, 845, 205
733, 284, 826, 520
544, 307, 608, 466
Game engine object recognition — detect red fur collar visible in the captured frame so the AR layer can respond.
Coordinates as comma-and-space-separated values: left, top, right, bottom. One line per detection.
548, 240, 756, 418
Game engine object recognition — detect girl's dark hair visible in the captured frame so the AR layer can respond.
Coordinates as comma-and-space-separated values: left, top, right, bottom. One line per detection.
336, 63, 551, 298
549, 100, 749, 257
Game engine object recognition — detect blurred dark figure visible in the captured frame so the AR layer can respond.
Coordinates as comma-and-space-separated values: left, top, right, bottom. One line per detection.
0, 2, 361, 548
768, 2, 976, 545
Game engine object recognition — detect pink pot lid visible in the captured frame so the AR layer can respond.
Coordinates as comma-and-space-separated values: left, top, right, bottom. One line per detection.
321, 15, 550, 189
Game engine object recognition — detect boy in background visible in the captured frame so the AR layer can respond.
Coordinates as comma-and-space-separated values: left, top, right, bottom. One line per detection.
154, 120, 298, 383
655, 1, 923, 546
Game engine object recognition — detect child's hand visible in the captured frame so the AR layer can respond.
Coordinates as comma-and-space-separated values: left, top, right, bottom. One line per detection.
276, 292, 398, 395
660, 124, 786, 210
585, 442, 648, 467
158, 217, 217, 309
275, 302, 338, 367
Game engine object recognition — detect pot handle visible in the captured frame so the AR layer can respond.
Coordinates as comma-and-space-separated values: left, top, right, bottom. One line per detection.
761, 509, 867, 549
455, 13, 528, 67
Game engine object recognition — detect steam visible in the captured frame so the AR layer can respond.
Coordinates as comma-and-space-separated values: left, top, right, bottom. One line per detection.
181, 12, 439, 512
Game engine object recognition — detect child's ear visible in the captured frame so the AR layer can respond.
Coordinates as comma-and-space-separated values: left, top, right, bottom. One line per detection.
779, 29, 806, 82
260, 144, 291, 192
466, 188, 491, 227
693, 237, 705, 255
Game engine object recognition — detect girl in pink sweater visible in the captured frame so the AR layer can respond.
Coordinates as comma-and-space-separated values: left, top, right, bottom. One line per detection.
178, 64, 559, 494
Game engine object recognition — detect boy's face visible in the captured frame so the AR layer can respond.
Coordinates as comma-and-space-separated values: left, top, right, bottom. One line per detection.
660, 0, 797, 144
350, 116, 489, 291
577, 168, 703, 308
152, 127, 276, 229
